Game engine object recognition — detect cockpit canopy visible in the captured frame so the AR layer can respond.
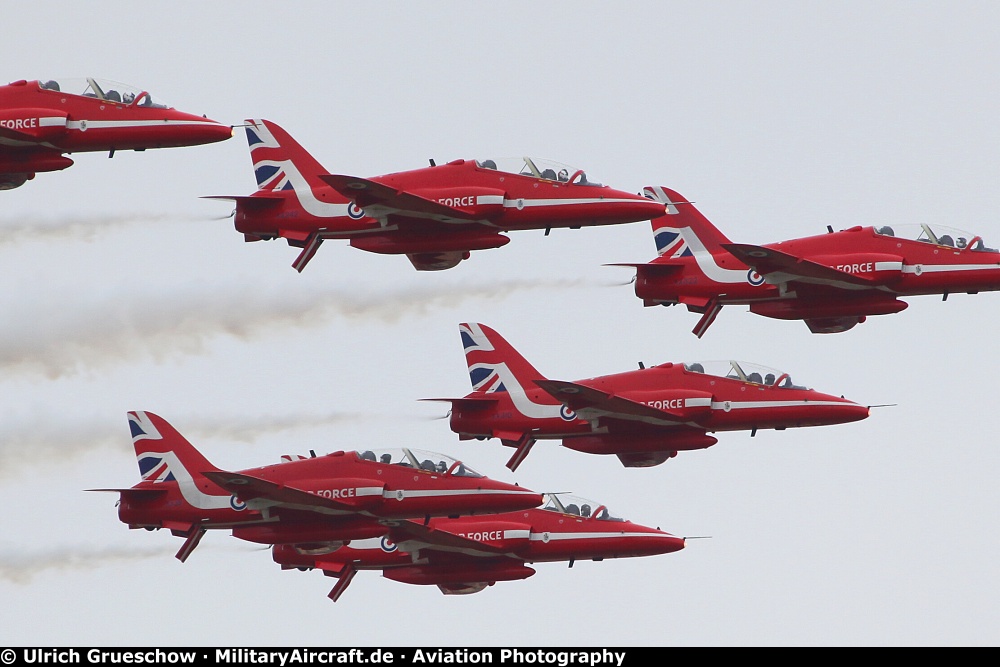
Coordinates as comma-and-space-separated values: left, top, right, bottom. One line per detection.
476, 157, 603, 186
874, 223, 996, 252
541, 493, 623, 521
353, 447, 483, 477
37, 77, 169, 108
683, 360, 808, 389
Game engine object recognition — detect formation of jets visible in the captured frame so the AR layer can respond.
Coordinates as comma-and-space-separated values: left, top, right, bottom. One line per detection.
7, 75, 990, 601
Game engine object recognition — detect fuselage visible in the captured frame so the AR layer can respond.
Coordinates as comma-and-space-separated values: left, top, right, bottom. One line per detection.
0, 78, 231, 189
118, 449, 542, 546
272, 500, 684, 574
637, 225, 1000, 309
237, 159, 665, 244
449, 361, 868, 445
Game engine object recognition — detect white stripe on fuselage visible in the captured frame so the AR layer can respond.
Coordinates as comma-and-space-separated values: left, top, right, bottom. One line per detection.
902, 263, 1000, 274
502, 197, 642, 209
391, 488, 538, 500
675, 226, 752, 283
65, 119, 223, 130
529, 530, 671, 542
477, 362, 564, 420
137, 451, 232, 511
255, 158, 352, 218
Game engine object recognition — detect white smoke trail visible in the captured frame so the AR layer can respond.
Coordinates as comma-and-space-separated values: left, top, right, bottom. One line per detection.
0, 279, 585, 379
0, 411, 366, 477
0, 213, 216, 245
0, 545, 176, 584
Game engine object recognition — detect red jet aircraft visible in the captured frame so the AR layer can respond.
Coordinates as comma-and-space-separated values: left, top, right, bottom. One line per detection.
272, 492, 686, 601
207, 118, 666, 271
91, 411, 543, 562
0, 77, 232, 189
428, 323, 869, 470
620, 186, 1000, 336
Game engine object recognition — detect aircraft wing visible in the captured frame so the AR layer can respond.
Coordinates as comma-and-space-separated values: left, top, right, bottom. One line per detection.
386, 519, 510, 556
202, 471, 364, 513
0, 125, 42, 146
533, 379, 688, 423
722, 243, 879, 289
319, 174, 482, 223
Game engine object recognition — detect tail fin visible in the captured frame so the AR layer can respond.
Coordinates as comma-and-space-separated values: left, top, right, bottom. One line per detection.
129, 411, 221, 484
244, 118, 338, 194
642, 186, 733, 258
459, 323, 548, 395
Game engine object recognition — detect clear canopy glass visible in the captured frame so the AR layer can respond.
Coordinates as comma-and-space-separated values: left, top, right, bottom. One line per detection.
541, 492, 623, 521
683, 360, 808, 389
37, 77, 169, 108
476, 157, 602, 186
353, 447, 482, 477
873, 223, 996, 251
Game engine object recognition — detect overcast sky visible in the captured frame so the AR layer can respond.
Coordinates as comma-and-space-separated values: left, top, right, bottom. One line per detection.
2, 1, 998, 647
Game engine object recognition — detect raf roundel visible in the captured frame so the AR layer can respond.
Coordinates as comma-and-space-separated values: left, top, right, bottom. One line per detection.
380, 536, 398, 553
560, 405, 576, 421
747, 269, 765, 286
347, 202, 366, 220
230, 495, 247, 511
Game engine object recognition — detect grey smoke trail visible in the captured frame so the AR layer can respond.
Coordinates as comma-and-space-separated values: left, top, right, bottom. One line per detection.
0, 213, 216, 245
0, 545, 176, 584
0, 279, 585, 379
0, 411, 366, 477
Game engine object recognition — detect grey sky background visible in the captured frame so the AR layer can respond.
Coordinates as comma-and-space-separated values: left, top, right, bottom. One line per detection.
2, 1, 998, 647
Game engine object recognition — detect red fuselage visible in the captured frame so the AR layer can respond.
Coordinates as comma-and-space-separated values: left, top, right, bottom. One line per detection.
236, 161, 665, 246
450, 362, 868, 458
0, 79, 231, 188
272, 503, 684, 592
637, 226, 1000, 316
118, 450, 542, 546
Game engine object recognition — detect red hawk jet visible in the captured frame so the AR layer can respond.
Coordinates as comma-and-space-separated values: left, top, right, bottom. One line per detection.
272, 492, 686, 602
0, 77, 232, 189
620, 186, 1000, 336
91, 411, 543, 562
207, 118, 666, 272
428, 323, 870, 470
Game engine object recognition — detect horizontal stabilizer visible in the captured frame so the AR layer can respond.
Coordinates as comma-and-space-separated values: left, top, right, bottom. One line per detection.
319, 174, 480, 221
86, 487, 168, 496
419, 396, 498, 410
604, 262, 685, 276
534, 379, 688, 423
201, 194, 284, 212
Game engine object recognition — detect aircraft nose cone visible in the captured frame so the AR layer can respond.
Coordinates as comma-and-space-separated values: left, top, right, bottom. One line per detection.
826, 396, 871, 424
